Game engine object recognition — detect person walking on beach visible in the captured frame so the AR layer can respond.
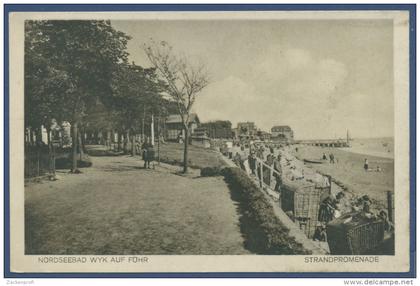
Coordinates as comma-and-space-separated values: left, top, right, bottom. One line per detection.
364, 158, 369, 171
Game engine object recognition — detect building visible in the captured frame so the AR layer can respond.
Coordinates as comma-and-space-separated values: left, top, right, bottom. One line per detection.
232, 128, 238, 138
25, 121, 71, 147
200, 120, 233, 139
271, 125, 294, 143
165, 113, 200, 142
190, 127, 211, 148
236, 122, 257, 139
258, 130, 271, 141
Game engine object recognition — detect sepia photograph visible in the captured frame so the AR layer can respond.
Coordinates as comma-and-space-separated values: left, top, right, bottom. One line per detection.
6, 7, 413, 275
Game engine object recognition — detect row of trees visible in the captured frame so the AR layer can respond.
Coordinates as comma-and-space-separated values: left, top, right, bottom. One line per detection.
25, 20, 209, 174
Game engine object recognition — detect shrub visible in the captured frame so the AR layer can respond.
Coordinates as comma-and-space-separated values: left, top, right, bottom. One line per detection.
200, 166, 224, 177
222, 167, 311, 255
86, 149, 123, 157
55, 154, 92, 169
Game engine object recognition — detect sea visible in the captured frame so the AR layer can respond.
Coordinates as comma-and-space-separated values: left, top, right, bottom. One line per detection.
339, 137, 394, 159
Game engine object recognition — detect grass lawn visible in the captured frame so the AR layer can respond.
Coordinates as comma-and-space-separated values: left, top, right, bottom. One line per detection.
158, 142, 227, 169
25, 154, 248, 255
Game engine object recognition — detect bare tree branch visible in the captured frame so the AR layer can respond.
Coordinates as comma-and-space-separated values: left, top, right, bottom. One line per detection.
143, 39, 210, 173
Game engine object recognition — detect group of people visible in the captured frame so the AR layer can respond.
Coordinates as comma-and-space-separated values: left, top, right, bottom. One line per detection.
222, 141, 393, 247
231, 143, 285, 193
313, 192, 394, 243
318, 191, 346, 224
322, 152, 337, 164
363, 158, 383, 172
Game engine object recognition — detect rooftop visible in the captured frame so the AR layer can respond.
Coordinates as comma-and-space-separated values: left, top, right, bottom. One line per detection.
271, 125, 292, 131
166, 113, 200, 124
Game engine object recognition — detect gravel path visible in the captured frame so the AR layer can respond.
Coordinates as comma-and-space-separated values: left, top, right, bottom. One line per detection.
25, 153, 249, 255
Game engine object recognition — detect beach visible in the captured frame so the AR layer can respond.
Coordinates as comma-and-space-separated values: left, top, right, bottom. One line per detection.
296, 144, 394, 209
340, 137, 394, 159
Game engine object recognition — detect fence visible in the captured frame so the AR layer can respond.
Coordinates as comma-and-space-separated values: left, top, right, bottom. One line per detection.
24, 146, 54, 178
247, 157, 328, 238
252, 157, 282, 199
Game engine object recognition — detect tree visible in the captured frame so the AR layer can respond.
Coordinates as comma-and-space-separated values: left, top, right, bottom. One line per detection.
144, 40, 209, 173
25, 20, 131, 172
25, 21, 76, 176
109, 63, 165, 155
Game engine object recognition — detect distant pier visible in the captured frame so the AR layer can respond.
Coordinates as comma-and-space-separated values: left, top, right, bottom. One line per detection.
296, 139, 350, 148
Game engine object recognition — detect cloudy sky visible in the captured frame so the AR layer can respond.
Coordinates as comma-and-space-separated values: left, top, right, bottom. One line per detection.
112, 19, 394, 140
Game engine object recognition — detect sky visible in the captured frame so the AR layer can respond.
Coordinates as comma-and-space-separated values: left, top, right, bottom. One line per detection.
112, 19, 394, 140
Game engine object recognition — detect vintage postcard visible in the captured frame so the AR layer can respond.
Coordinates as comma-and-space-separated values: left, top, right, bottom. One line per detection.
5, 6, 414, 276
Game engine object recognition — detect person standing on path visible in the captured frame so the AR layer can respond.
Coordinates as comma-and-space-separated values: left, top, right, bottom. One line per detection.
141, 140, 148, 168
364, 158, 369, 171
146, 140, 155, 169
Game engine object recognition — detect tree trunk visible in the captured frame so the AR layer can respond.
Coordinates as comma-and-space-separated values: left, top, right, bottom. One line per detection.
183, 126, 189, 173
94, 130, 98, 145
71, 121, 79, 173
106, 130, 110, 150
123, 131, 129, 154
46, 127, 56, 177
46, 127, 52, 174
142, 106, 146, 143
117, 132, 122, 152
157, 116, 160, 165
35, 127, 42, 144
29, 128, 34, 145
78, 129, 84, 161
80, 129, 86, 153
163, 119, 167, 142
36, 146, 40, 177
131, 131, 135, 156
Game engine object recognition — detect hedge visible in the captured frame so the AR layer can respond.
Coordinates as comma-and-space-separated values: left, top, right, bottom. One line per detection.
200, 166, 224, 177
222, 167, 311, 255
55, 154, 92, 169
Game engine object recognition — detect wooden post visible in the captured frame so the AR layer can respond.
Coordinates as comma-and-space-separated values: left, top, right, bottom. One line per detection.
259, 160, 263, 188
387, 191, 394, 223
157, 114, 160, 165
269, 164, 273, 190
327, 175, 332, 194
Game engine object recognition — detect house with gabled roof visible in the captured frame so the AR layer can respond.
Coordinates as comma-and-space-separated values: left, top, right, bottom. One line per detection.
165, 113, 200, 142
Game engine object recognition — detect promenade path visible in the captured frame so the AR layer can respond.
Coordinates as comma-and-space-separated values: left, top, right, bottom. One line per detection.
25, 149, 249, 255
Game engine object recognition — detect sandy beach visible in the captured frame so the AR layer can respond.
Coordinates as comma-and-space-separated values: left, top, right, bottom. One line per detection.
295, 145, 394, 209
339, 137, 394, 159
